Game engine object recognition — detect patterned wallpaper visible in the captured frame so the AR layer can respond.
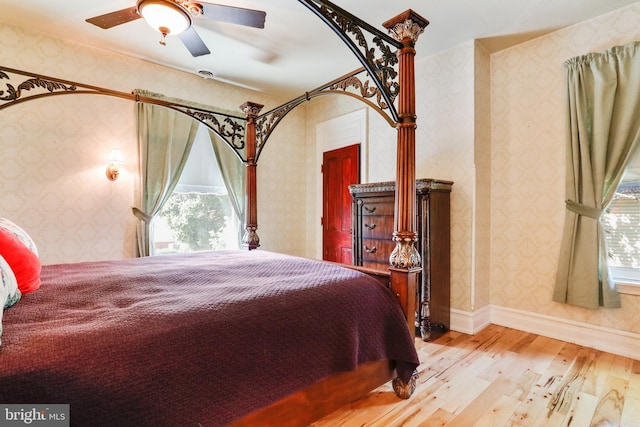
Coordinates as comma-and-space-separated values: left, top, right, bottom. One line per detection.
254, 109, 308, 256
0, 22, 307, 264
4, 1, 640, 336
1, 94, 137, 263
304, 42, 478, 312
415, 42, 476, 313
304, 2, 640, 336
473, 42, 492, 311
490, 2, 640, 333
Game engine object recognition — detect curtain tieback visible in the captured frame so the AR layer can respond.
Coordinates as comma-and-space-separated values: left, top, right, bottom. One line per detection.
132, 207, 153, 222
565, 199, 602, 219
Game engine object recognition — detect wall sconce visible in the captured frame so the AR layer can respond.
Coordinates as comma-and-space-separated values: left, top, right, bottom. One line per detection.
106, 149, 124, 181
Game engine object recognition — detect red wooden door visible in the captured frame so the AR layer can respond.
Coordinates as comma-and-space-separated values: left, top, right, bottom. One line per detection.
322, 144, 360, 263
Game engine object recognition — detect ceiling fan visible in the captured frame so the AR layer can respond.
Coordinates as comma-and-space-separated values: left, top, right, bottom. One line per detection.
86, 0, 266, 57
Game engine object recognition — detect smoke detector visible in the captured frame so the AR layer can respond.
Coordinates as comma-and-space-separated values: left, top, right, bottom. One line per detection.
197, 69, 217, 79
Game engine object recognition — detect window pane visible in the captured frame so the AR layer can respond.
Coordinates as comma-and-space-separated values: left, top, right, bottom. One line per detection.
604, 180, 640, 282
154, 192, 238, 254
152, 124, 241, 254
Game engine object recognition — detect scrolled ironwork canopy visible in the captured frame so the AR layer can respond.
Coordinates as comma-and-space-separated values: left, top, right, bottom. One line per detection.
0, 1, 428, 165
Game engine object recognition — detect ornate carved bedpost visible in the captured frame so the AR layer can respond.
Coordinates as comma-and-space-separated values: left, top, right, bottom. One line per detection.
241, 101, 264, 250
383, 11, 429, 334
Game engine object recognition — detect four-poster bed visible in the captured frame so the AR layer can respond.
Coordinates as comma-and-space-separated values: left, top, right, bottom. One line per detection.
0, 1, 432, 425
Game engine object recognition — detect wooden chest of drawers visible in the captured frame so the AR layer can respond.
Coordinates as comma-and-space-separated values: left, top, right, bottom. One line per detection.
349, 178, 453, 340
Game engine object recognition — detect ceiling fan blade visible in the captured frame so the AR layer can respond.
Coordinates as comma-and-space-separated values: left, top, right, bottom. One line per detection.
86, 7, 141, 29
199, 3, 266, 29
178, 27, 211, 57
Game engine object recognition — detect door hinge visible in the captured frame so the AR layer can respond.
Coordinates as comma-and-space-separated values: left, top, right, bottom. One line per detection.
320, 216, 323, 226
321, 164, 323, 173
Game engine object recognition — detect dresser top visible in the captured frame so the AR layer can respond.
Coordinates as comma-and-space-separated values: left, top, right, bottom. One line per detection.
349, 178, 453, 195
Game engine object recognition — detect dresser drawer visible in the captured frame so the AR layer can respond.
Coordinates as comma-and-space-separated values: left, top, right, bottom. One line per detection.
361, 215, 394, 239
359, 197, 394, 216
361, 238, 395, 264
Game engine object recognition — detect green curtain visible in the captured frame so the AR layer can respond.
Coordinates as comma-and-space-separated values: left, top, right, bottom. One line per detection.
132, 93, 199, 257
209, 131, 246, 248
554, 41, 640, 309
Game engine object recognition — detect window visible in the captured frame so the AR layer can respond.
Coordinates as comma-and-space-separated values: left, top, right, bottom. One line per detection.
603, 152, 640, 291
153, 125, 241, 254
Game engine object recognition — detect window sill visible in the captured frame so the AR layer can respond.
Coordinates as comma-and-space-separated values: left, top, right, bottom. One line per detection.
616, 282, 640, 296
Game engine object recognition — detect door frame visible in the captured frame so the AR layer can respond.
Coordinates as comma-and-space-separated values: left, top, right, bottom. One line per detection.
315, 108, 368, 260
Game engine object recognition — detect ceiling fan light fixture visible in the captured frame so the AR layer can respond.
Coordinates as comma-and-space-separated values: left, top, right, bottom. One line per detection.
136, 0, 192, 35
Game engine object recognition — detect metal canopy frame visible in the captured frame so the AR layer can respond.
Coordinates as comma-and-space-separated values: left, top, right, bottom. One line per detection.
0, 1, 410, 162
255, 0, 407, 161
0, 66, 250, 162
0, 3, 430, 347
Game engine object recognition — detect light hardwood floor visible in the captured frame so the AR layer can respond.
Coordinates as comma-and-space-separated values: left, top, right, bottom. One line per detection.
312, 324, 640, 426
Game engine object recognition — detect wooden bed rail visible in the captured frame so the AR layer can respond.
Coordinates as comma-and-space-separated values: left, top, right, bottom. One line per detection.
338, 264, 416, 335
232, 359, 395, 426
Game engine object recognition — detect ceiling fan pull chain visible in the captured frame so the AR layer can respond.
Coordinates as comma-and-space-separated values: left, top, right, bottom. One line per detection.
159, 29, 168, 46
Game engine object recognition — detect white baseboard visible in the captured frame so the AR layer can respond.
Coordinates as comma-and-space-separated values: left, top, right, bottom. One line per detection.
449, 305, 640, 360
450, 305, 491, 334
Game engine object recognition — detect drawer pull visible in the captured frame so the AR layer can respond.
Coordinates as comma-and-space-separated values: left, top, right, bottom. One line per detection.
363, 206, 377, 213
364, 245, 377, 254
364, 223, 376, 230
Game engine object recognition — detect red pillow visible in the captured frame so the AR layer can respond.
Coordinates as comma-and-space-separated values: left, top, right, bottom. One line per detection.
0, 226, 41, 293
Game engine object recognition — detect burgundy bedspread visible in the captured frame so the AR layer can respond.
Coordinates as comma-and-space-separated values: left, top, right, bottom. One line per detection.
0, 250, 419, 426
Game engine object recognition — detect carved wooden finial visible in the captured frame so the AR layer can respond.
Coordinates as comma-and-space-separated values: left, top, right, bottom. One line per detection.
240, 101, 264, 118
383, 10, 429, 44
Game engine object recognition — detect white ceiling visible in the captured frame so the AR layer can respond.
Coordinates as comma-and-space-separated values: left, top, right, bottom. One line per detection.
1, 0, 638, 99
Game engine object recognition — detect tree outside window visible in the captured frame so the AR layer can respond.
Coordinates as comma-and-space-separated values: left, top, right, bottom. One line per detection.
153, 125, 240, 254
157, 193, 233, 253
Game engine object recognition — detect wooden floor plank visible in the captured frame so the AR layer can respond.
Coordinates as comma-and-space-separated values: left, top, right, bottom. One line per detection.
370, 394, 445, 427
548, 350, 597, 416
509, 382, 555, 427
627, 367, 640, 401
578, 348, 606, 397
610, 354, 634, 382
445, 377, 512, 427
520, 335, 567, 376
418, 408, 455, 426
504, 368, 540, 402
620, 396, 640, 426
472, 395, 522, 427
589, 374, 627, 426
544, 391, 597, 427
312, 325, 640, 426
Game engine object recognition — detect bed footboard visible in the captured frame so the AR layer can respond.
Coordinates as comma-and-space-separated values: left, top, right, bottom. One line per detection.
342, 264, 417, 335
341, 264, 391, 289
340, 264, 420, 400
